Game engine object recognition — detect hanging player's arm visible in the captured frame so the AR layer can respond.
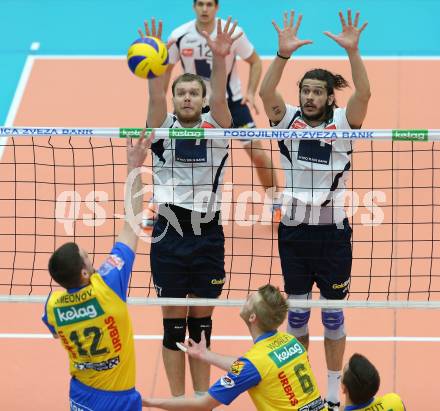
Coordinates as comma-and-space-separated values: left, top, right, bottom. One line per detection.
201, 17, 243, 128
138, 18, 168, 128
243, 141, 279, 194
241, 51, 262, 114
324, 10, 370, 129
259, 10, 312, 124
116, 132, 153, 252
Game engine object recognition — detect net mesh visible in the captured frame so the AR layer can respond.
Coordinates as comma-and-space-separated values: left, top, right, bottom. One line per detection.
1, 134, 440, 305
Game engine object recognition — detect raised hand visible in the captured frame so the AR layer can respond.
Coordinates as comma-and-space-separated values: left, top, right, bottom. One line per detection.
137, 18, 163, 41
272, 10, 313, 58
324, 10, 368, 52
201, 17, 243, 57
127, 129, 154, 170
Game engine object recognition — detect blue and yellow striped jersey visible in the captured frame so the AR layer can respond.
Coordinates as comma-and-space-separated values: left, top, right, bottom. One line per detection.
42, 242, 136, 391
344, 393, 405, 410
209, 331, 326, 410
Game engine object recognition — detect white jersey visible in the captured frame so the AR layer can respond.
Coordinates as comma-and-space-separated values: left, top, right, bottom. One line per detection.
151, 112, 229, 213
168, 19, 254, 102
273, 105, 353, 225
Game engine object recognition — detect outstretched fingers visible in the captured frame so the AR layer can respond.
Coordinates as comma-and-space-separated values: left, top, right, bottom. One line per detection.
289, 10, 294, 28
272, 20, 282, 34
137, 129, 154, 150
222, 16, 231, 34
200, 30, 209, 42
294, 14, 303, 33
139, 18, 163, 39
157, 20, 163, 39
150, 18, 163, 39
231, 31, 243, 42
176, 342, 187, 353
339, 10, 347, 27
228, 19, 238, 37
354, 11, 360, 27
323, 31, 337, 41
146, 130, 155, 147
283, 11, 289, 28
347, 9, 353, 26
140, 20, 150, 37
151, 18, 157, 36
359, 21, 368, 33
299, 39, 313, 47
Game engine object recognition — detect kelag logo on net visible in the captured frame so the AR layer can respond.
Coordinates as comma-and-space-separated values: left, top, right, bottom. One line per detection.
392, 129, 428, 141
170, 128, 205, 139
119, 128, 146, 138
55, 298, 104, 326
269, 341, 305, 368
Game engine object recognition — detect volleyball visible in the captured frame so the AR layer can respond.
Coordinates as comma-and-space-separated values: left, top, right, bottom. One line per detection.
127, 37, 169, 79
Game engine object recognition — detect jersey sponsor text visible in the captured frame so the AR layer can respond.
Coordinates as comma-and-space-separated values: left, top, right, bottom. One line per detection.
55, 298, 104, 326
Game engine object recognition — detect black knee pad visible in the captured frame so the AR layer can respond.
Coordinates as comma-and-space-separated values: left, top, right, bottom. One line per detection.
187, 316, 212, 348
163, 318, 187, 351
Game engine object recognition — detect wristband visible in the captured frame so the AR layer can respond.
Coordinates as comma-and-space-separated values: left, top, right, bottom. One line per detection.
276, 51, 290, 60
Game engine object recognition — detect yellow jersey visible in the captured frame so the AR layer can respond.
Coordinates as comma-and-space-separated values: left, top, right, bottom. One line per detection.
209, 331, 326, 411
43, 243, 136, 391
343, 393, 405, 411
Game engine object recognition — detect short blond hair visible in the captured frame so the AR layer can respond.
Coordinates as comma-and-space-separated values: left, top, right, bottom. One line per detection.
171, 73, 207, 97
253, 284, 288, 332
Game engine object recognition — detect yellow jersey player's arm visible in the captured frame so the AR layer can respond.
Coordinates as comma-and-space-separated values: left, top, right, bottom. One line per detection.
177, 331, 237, 371
142, 394, 220, 410
116, 130, 154, 252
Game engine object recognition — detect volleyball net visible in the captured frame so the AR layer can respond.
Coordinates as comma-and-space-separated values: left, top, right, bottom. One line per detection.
1, 127, 440, 308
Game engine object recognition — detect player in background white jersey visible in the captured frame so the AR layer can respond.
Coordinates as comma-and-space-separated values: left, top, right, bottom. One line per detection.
163, 0, 280, 220
259, 10, 371, 411
140, 16, 244, 401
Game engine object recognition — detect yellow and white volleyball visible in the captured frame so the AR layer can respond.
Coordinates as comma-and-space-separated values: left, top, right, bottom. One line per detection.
127, 37, 169, 79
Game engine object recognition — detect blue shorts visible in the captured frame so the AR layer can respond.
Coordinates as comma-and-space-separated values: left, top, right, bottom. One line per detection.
228, 98, 255, 128
278, 219, 352, 299
70, 378, 142, 411
150, 204, 225, 298
203, 99, 255, 128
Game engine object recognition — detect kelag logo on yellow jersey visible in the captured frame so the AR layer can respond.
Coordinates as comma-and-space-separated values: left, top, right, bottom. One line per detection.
269, 341, 305, 368
55, 298, 104, 326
